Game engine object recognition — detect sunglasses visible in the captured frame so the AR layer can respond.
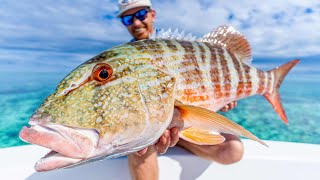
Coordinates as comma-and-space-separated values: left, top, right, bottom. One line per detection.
121, 8, 150, 26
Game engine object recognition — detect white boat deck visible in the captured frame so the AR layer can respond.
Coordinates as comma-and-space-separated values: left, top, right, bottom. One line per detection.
1, 140, 320, 180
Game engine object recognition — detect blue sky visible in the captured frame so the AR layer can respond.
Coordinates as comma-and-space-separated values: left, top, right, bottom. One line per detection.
0, 0, 319, 72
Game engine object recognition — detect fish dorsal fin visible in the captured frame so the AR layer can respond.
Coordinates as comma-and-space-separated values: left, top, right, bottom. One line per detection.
200, 25, 252, 65
150, 28, 197, 41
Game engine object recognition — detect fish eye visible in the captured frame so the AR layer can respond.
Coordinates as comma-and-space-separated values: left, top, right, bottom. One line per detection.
92, 63, 113, 82
99, 69, 109, 79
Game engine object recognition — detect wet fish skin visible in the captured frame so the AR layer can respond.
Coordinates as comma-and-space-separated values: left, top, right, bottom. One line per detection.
28, 41, 178, 157
130, 38, 296, 124
19, 25, 299, 171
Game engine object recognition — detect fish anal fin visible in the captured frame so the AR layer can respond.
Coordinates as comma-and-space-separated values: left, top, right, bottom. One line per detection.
179, 127, 225, 145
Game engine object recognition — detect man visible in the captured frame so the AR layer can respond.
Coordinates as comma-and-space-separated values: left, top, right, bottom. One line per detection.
117, 1, 243, 179
117, 0, 157, 42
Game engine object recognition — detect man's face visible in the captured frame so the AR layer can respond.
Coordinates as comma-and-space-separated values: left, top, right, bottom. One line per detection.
122, 7, 156, 40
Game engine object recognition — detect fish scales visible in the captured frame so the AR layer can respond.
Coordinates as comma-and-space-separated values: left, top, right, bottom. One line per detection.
223, 48, 239, 100
19, 25, 300, 171
179, 41, 208, 102
130, 39, 275, 111
215, 45, 231, 100
196, 42, 215, 102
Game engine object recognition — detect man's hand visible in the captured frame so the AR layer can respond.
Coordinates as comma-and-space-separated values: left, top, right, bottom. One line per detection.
135, 101, 237, 156
135, 107, 183, 156
134, 128, 180, 156
219, 101, 237, 112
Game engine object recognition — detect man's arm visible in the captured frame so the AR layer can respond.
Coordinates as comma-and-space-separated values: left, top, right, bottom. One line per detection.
177, 133, 244, 164
128, 146, 158, 180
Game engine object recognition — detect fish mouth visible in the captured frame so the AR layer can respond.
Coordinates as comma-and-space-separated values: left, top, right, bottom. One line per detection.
19, 121, 101, 172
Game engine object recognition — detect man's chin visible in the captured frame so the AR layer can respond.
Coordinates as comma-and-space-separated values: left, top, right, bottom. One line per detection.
133, 32, 149, 40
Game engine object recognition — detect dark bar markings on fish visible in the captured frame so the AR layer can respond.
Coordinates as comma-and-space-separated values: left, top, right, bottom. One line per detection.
266, 71, 273, 95
257, 70, 265, 94
134, 40, 165, 59
192, 42, 210, 102
217, 47, 231, 99
228, 50, 243, 98
179, 41, 208, 103
164, 39, 179, 53
208, 45, 223, 100
243, 63, 253, 96
198, 42, 215, 105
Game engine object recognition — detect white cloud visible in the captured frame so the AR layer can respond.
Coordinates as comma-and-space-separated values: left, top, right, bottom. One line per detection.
0, 49, 93, 72
153, 0, 320, 57
0, 0, 319, 72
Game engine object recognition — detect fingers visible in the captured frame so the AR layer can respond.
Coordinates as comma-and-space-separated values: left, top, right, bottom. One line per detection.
229, 101, 237, 110
169, 127, 179, 147
220, 105, 229, 112
221, 133, 241, 141
168, 107, 184, 130
136, 127, 180, 156
220, 101, 237, 112
138, 108, 184, 155
135, 147, 149, 156
155, 130, 170, 154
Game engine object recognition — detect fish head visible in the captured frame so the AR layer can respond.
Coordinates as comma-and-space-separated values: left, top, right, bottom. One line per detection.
19, 46, 176, 171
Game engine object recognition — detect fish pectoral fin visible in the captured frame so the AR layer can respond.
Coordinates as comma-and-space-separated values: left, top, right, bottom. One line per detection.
175, 102, 268, 147
179, 127, 225, 145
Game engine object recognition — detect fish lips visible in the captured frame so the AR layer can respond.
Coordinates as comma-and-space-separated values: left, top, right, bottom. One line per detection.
19, 121, 101, 171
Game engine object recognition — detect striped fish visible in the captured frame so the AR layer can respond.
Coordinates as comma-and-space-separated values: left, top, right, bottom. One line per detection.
19, 26, 299, 171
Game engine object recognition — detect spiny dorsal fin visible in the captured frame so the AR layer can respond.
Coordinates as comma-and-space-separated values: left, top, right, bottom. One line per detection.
150, 28, 197, 41
200, 25, 252, 65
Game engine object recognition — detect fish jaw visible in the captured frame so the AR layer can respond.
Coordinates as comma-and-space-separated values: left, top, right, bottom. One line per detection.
19, 124, 100, 159
19, 123, 103, 171
34, 151, 82, 172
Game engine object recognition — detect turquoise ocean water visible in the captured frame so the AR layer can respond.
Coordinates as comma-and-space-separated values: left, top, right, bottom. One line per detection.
0, 61, 319, 148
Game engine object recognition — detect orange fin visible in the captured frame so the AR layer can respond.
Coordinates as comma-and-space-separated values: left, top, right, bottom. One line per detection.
200, 25, 252, 65
179, 127, 225, 145
175, 102, 268, 147
265, 59, 300, 124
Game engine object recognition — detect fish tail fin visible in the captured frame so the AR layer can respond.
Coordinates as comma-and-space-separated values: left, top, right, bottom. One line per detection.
264, 59, 300, 124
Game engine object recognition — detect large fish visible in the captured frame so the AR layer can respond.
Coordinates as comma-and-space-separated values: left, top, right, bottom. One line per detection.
19, 26, 299, 171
